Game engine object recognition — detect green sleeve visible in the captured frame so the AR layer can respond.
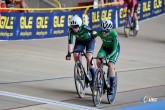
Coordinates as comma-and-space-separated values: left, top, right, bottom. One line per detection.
82, 25, 94, 35
107, 32, 118, 58
68, 28, 74, 44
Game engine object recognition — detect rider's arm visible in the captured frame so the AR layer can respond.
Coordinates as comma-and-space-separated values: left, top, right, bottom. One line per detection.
107, 32, 118, 59
131, 7, 134, 16
83, 25, 97, 39
68, 44, 73, 54
68, 28, 74, 53
92, 31, 99, 38
92, 30, 103, 39
123, 0, 127, 12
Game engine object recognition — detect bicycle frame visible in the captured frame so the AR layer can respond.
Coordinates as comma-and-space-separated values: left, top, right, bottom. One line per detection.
71, 50, 92, 98
73, 51, 89, 77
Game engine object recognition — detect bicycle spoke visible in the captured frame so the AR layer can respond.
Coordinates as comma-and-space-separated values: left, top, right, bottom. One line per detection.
92, 69, 103, 107
74, 62, 86, 98
124, 19, 131, 38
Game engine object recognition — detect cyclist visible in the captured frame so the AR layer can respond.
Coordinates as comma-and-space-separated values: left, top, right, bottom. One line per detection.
123, 0, 139, 30
66, 15, 96, 87
93, 20, 120, 97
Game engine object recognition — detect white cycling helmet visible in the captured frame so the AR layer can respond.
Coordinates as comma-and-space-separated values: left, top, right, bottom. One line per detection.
101, 20, 113, 30
70, 15, 82, 27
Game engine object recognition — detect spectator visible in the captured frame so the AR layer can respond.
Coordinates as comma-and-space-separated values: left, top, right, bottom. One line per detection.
5, 0, 30, 12
93, 0, 105, 8
107, 0, 123, 6
0, 0, 8, 12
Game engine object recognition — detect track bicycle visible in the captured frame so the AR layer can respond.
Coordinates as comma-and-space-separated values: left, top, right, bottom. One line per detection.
91, 57, 118, 107
124, 12, 138, 37
70, 50, 92, 98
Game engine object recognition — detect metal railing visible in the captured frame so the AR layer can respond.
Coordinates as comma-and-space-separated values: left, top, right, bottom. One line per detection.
0, 1, 123, 13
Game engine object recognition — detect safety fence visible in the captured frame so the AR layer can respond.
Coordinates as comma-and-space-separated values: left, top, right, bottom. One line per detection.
0, 0, 165, 40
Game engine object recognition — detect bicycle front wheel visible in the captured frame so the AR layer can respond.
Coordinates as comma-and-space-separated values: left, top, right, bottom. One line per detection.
92, 68, 104, 107
74, 62, 86, 98
124, 18, 131, 38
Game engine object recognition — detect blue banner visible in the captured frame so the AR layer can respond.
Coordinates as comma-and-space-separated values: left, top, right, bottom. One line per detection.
152, 0, 164, 16
88, 6, 116, 31
117, 0, 164, 27
164, 0, 165, 12
117, 3, 141, 28
0, 11, 84, 40
0, 0, 165, 40
140, 0, 153, 21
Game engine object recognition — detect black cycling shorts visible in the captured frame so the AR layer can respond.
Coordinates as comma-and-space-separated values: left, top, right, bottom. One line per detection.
73, 38, 96, 54
127, 4, 138, 13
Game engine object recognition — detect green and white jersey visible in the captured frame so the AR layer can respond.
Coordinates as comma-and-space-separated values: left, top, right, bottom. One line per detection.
68, 24, 93, 44
94, 30, 119, 58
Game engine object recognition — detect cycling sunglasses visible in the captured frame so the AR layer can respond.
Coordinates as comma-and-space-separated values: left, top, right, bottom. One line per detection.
102, 30, 110, 33
70, 25, 79, 29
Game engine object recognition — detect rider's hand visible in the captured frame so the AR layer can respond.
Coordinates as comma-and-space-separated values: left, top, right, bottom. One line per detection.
92, 31, 97, 35
106, 56, 111, 60
66, 52, 71, 60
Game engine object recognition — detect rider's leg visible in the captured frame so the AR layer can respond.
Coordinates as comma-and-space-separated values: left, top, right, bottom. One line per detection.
73, 53, 79, 62
96, 59, 101, 68
86, 38, 96, 85
107, 45, 120, 95
134, 4, 139, 30
107, 63, 115, 77
134, 12, 139, 30
73, 40, 84, 63
107, 62, 116, 95
126, 9, 131, 27
127, 5, 131, 18
86, 53, 96, 84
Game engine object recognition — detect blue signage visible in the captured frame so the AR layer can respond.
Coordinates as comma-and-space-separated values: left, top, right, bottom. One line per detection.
0, 0, 165, 40
88, 6, 116, 31
0, 11, 84, 40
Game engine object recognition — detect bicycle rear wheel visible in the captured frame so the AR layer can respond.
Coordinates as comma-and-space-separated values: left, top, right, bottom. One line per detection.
74, 62, 86, 98
92, 68, 104, 107
107, 72, 118, 104
124, 18, 131, 38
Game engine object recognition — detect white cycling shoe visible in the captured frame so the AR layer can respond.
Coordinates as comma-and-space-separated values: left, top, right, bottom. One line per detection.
136, 24, 139, 30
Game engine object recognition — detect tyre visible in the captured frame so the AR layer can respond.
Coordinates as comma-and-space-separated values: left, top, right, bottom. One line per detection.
133, 29, 138, 37
92, 68, 104, 107
74, 62, 86, 98
124, 18, 131, 38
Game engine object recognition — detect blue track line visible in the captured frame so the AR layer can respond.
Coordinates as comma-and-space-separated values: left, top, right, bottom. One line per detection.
120, 100, 165, 110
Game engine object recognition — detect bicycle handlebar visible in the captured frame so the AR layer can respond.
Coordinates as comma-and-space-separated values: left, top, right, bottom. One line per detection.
70, 50, 87, 58
90, 57, 109, 67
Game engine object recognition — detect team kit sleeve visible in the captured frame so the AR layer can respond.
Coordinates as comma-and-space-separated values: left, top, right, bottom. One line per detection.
68, 28, 74, 44
83, 25, 93, 33
83, 25, 97, 38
